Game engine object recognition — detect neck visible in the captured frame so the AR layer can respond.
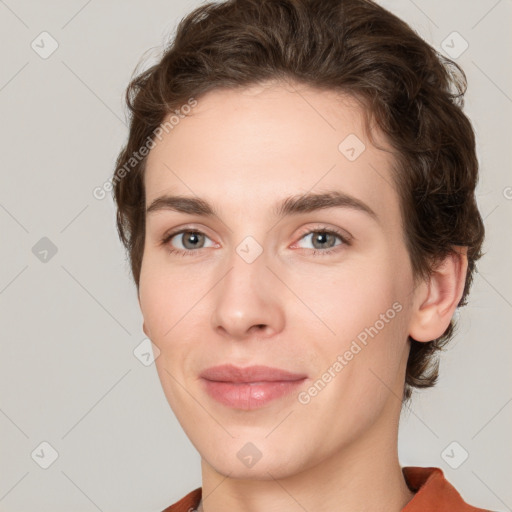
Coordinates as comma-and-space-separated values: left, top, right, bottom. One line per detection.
198, 396, 415, 512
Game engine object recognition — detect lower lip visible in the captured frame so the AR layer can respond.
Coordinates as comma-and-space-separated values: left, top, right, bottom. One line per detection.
201, 378, 306, 410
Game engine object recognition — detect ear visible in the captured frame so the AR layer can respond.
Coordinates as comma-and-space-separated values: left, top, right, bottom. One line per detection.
409, 247, 468, 342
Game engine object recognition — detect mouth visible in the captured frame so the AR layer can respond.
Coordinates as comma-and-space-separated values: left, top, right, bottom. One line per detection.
199, 364, 307, 410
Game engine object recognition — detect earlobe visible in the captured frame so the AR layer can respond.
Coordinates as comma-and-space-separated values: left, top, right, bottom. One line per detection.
409, 247, 468, 343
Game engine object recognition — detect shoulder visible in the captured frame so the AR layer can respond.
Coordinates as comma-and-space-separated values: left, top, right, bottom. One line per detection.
160, 487, 202, 512
402, 466, 497, 512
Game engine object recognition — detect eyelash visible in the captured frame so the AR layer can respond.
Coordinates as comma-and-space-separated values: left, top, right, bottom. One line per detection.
160, 226, 351, 258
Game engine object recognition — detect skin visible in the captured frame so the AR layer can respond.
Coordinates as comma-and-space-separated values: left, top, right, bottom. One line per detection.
138, 80, 468, 512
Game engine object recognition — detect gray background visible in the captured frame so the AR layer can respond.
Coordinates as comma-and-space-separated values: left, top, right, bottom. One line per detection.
0, 0, 511, 511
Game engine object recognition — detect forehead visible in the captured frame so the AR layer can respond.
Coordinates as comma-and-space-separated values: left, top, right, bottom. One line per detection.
144, 82, 400, 230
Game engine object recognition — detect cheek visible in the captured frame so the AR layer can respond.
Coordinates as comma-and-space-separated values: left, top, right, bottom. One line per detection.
298, 303, 408, 444
138, 254, 202, 340
140, 262, 204, 412
138, 257, 216, 394
285, 255, 401, 341
294, 252, 410, 395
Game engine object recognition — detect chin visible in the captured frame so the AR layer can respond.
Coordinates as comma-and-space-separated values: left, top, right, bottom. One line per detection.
203, 431, 318, 476
203, 451, 301, 481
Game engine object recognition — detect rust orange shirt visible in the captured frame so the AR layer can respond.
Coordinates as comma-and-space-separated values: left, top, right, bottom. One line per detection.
161, 466, 495, 511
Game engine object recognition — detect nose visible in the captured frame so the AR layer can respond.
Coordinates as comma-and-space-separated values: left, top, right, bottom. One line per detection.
210, 247, 285, 341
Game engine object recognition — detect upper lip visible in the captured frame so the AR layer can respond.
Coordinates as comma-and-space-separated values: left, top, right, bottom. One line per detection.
200, 364, 307, 383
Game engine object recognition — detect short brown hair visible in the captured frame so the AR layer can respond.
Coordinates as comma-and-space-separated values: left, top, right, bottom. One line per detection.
112, 0, 485, 403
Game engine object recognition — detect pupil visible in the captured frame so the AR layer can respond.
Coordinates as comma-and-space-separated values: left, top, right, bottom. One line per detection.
314, 232, 332, 249
185, 232, 202, 249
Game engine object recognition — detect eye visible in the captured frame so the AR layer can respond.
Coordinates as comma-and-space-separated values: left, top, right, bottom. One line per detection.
161, 229, 216, 256
161, 226, 351, 257
294, 228, 350, 256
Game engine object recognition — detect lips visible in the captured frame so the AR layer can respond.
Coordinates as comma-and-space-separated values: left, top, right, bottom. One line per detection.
199, 364, 307, 410
200, 364, 307, 383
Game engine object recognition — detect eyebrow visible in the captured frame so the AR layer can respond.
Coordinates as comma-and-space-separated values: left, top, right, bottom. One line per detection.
146, 190, 378, 222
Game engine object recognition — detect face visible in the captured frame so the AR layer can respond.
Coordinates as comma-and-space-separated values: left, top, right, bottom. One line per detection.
139, 81, 417, 479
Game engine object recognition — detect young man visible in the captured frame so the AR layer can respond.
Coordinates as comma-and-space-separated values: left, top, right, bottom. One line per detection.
112, 0, 491, 510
